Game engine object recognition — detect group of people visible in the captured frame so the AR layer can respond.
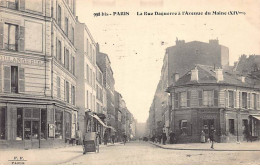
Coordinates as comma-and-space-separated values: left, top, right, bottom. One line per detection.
200, 129, 216, 149
151, 130, 168, 145
103, 131, 128, 145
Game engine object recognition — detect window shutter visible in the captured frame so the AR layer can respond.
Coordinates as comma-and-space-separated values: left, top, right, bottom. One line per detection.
0, 0, 6, 7
19, 0, 25, 10
19, 26, 25, 52
55, 38, 57, 58
234, 91, 237, 108
18, 67, 25, 92
0, 22, 4, 49
0, 64, 2, 92
64, 79, 66, 102
225, 90, 228, 108
4, 66, 10, 92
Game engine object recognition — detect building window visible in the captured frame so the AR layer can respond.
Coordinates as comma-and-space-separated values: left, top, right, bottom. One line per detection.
214, 90, 218, 106
228, 91, 234, 108
57, 5, 61, 27
242, 92, 247, 108
198, 90, 203, 106
253, 93, 257, 110
203, 90, 213, 106
66, 81, 70, 103
64, 49, 69, 70
65, 17, 68, 36
71, 27, 74, 44
11, 66, 18, 93
55, 110, 63, 139
4, 23, 18, 51
187, 91, 191, 107
87, 64, 89, 83
180, 92, 187, 108
16, 108, 23, 140
174, 93, 179, 109
41, 109, 47, 139
65, 112, 71, 139
248, 93, 251, 109
229, 119, 235, 135
57, 76, 61, 98
6, 0, 18, 10
257, 94, 260, 109
179, 120, 188, 135
0, 108, 6, 140
56, 39, 62, 62
71, 85, 75, 105
72, 56, 75, 75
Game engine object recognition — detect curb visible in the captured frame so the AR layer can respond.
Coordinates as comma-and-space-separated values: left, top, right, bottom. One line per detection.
149, 142, 260, 152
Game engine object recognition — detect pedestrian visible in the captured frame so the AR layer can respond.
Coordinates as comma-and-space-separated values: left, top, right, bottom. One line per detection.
200, 130, 206, 143
158, 134, 162, 144
111, 134, 115, 144
162, 131, 167, 145
104, 131, 108, 145
169, 131, 175, 144
209, 129, 216, 149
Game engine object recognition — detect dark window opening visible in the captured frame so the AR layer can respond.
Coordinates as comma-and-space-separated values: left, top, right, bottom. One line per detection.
57, 5, 61, 27
228, 91, 234, 108
16, 108, 23, 140
0, 108, 6, 140
55, 110, 63, 139
229, 119, 235, 134
41, 109, 47, 139
242, 92, 247, 108
11, 66, 18, 93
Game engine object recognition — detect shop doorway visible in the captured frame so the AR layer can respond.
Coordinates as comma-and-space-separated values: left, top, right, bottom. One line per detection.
202, 119, 215, 139
24, 120, 40, 149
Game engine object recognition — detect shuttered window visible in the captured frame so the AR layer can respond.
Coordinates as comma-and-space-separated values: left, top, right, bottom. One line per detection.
214, 90, 218, 106
4, 66, 11, 92
18, 67, 25, 92
57, 5, 61, 27
0, 22, 4, 49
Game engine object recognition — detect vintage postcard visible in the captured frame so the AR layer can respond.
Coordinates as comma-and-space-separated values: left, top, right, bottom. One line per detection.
0, 0, 260, 165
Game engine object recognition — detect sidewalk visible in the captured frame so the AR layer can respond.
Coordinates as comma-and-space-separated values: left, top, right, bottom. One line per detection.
0, 143, 116, 165
150, 141, 260, 151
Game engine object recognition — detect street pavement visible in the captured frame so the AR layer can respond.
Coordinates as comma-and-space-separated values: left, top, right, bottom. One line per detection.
1, 141, 260, 165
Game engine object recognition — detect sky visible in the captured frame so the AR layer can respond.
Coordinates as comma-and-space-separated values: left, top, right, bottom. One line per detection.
76, 0, 260, 123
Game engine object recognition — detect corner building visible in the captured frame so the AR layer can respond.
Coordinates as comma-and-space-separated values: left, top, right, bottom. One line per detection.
0, 0, 77, 149
167, 64, 260, 143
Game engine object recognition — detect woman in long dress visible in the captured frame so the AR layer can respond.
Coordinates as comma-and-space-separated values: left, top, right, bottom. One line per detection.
201, 130, 206, 143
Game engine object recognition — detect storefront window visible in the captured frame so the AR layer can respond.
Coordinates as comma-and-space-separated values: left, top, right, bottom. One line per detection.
41, 109, 47, 139
65, 112, 71, 139
55, 110, 63, 139
32, 121, 39, 139
0, 108, 6, 140
24, 121, 31, 140
16, 108, 23, 140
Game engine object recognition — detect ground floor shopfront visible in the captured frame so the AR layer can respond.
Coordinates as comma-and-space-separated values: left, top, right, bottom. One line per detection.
171, 108, 260, 143
0, 99, 78, 149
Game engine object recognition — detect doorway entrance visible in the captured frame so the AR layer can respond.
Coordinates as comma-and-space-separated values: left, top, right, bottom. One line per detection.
202, 119, 215, 139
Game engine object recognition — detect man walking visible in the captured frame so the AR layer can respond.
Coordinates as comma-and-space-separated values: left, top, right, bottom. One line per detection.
209, 129, 216, 149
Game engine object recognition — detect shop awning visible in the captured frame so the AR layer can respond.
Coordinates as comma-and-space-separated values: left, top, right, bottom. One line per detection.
251, 115, 260, 120
92, 114, 108, 127
89, 113, 117, 132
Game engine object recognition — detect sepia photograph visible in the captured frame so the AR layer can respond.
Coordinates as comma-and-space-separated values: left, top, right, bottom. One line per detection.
0, 0, 260, 165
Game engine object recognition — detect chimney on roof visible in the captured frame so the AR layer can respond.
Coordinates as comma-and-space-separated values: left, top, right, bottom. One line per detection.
191, 67, 199, 81
239, 76, 245, 83
173, 73, 179, 82
215, 68, 224, 82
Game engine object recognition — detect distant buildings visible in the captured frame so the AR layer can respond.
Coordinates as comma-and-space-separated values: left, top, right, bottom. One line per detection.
147, 39, 230, 140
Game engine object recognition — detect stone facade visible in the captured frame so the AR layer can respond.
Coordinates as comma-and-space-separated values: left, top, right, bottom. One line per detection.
0, 0, 77, 149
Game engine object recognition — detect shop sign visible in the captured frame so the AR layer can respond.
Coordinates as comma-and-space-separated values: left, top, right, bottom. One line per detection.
0, 55, 44, 66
